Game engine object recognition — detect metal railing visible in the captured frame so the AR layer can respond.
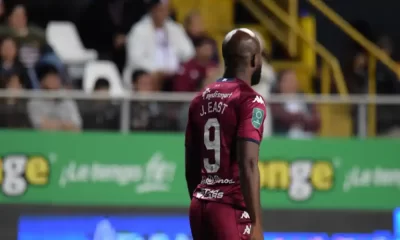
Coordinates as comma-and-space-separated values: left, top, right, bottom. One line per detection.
2, 90, 400, 138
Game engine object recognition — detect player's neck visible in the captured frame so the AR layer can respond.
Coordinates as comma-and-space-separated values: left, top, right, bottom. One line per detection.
223, 68, 251, 85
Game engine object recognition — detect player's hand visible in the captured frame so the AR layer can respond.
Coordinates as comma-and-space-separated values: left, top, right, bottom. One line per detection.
250, 224, 264, 240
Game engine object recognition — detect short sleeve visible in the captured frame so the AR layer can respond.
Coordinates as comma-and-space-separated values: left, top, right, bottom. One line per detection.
237, 94, 267, 144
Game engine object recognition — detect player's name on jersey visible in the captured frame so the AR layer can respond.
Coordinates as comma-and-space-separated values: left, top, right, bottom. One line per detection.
200, 101, 229, 116
0, 131, 399, 210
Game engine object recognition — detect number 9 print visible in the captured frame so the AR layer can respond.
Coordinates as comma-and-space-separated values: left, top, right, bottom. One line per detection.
0, 155, 50, 197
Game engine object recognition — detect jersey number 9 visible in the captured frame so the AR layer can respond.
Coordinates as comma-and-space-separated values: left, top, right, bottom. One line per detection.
203, 118, 221, 173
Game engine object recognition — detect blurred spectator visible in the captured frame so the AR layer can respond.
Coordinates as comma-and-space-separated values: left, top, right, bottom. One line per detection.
0, 5, 47, 69
376, 35, 400, 94
345, 52, 369, 135
131, 69, 157, 92
271, 70, 320, 138
130, 69, 157, 130
81, 78, 120, 131
27, 65, 81, 131
375, 35, 400, 135
173, 37, 217, 92
78, 0, 145, 72
126, 0, 194, 90
184, 11, 219, 63
0, 72, 30, 128
130, 69, 177, 131
0, 37, 29, 87
0, 4, 65, 89
345, 51, 368, 94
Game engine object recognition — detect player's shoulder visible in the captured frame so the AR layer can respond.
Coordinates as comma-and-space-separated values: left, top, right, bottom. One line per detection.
237, 83, 266, 107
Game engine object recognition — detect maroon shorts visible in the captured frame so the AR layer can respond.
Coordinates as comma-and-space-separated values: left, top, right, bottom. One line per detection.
189, 197, 252, 240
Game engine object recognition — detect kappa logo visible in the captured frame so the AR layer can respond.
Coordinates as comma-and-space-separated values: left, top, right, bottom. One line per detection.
240, 211, 250, 219
202, 88, 211, 99
252, 95, 265, 105
243, 224, 251, 235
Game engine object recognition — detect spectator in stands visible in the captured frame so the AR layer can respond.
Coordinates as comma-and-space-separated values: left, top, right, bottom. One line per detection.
131, 69, 157, 92
376, 35, 400, 94
271, 70, 320, 138
173, 36, 217, 92
78, 0, 145, 72
126, 0, 194, 90
0, 5, 46, 69
375, 35, 400, 136
184, 11, 219, 63
0, 72, 30, 128
130, 69, 157, 130
0, 37, 29, 87
27, 65, 82, 131
0, 4, 66, 89
130, 69, 177, 131
81, 78, 120, 131
345, 51, 368, 94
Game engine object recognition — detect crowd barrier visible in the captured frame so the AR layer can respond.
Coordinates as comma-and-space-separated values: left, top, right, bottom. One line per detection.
2, 90, 400, 136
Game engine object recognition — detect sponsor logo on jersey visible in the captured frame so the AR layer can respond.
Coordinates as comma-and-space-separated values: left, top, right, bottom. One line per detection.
258, 159, 334, 201
252, 95, 265, 105
251, 108, 264, 129
203, 91, 233, 100
200, 175, 235, 185
196, 188, 224, 199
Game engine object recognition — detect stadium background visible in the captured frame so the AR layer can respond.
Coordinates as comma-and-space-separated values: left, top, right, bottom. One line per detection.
0, 0, 399, 239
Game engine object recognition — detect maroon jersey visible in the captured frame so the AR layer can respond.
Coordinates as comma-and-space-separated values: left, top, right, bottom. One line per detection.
185, 78, 266, 209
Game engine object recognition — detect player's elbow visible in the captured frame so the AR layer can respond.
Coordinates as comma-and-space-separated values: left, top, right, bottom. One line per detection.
239, 157, 258, 175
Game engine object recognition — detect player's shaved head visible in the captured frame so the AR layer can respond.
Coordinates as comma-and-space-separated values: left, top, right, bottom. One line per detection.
222, 28, 262, 85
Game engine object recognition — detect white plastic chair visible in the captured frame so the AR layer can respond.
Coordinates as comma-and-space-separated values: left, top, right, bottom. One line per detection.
46, 21, 98, 64
83, 61, 125, 96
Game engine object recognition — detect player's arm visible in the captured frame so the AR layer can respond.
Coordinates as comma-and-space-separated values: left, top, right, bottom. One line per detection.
236, 95, 266, 226
185, 103, 202, 199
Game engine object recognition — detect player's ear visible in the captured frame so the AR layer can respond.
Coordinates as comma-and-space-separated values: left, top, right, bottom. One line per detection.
251, 54, 255, 67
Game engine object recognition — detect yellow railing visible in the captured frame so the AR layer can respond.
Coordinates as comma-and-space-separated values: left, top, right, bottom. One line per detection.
307, 0, 400, 136
254, 0, 348, 95
237, 1, 288, 49
284, 0, 299, 57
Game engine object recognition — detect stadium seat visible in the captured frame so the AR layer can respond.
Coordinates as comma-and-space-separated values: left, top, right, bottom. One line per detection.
83, 61, 125, 96
46, 21, 98, 65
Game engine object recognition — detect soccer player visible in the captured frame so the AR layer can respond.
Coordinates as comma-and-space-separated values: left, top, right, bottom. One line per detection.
185, 28, 266, 240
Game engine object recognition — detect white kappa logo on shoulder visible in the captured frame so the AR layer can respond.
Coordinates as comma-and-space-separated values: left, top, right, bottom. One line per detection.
240, 211, 250, 219
202, 88, 211, 99
253, 95, 265, 105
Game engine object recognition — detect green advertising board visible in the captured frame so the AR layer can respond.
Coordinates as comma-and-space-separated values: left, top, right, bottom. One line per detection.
0, 131, 399, 210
